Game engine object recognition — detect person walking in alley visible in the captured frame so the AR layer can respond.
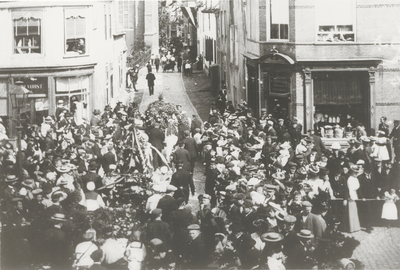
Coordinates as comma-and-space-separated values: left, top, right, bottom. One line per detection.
155, 55, 160, 72
146, 70, 156, 96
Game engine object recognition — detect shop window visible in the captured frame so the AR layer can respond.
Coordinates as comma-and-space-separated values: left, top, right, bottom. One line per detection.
316, 0, 355, 42
269, 0, 289, 40
56, 76, 90, 121
13, 10, 42, 54
65, 8, 87, 55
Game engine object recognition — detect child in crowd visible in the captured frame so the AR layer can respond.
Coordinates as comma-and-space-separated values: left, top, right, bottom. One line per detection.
381, 189, 399, 228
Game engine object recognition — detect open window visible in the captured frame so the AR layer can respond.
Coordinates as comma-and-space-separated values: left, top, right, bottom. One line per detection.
13, 10, 42, 54
65, 8, 87, 55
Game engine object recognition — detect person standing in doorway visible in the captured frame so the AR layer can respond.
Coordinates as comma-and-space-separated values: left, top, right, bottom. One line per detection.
155, 55, 160, 73
146, 70, 156, 96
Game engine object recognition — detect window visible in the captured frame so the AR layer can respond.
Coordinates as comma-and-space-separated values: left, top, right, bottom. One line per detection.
65, 8, 87, 55
269, 0, 288, 40
316, 0, 355, 42
235, 27, 239, 65
13, 10, 42, 54
56, 76, 90, 119
230, 25, 234, 63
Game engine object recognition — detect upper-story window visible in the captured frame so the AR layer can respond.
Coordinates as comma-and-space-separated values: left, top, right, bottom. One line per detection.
316, 0, 355, 42
269, 0, 289, 40
13, 10, 42, 54
65, 8, 87, 55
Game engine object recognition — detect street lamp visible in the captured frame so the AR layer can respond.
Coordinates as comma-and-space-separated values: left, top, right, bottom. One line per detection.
9, 81, 31, 179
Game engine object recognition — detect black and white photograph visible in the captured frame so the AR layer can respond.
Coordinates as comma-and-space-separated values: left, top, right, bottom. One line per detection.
1, 0, 400, 269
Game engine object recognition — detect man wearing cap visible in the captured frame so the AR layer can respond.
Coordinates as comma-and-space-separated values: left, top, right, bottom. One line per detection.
2, 175, 19, 210
170, 162, 195, 203
126, 65, 139, 92
390, 119, 400, 162
184, 224, 207, 269
147, 208, 172, 248
102, 143, 117, 174
287, 230, 317, 269
296, 201, 324, 239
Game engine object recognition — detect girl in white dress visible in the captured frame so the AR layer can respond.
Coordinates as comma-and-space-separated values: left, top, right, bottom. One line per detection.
381, 189, 399, 228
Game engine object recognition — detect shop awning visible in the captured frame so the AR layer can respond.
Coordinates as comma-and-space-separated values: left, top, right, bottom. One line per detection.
181, 6, 197, 28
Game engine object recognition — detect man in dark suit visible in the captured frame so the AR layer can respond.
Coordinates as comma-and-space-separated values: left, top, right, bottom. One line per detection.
170, 162, 195, 203
82, 160, 103, 192
157, 186, 179, 224
146, 208, 172, 248
191, 114, 203, 135
102, 143, 116, 174
357, 167, 379, 233
145, 70, 156, 96
390, 119, 400, 162
172, 141, 191, 172
148, 123, 165, 169
183, 130, 198, 172
307, 129, 326, 160
296, 201, 324, 239
184, 224, 207, 269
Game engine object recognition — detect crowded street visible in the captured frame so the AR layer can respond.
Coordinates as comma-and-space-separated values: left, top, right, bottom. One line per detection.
2, 1, 400, 270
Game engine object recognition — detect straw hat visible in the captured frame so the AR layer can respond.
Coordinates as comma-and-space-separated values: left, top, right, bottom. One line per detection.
261, 232, 284, 242
297, 229, 314, 239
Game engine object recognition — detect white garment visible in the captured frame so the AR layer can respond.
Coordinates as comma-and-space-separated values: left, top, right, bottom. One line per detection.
347, 176, 360, 200
125, 241, 146, 270
146, 194, 163, 212
381, 192, 399, 220
101, 238, 126, 265
74, 241, 98, 267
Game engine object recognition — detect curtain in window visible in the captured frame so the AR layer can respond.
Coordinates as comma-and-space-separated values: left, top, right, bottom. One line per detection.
316, 0, 354, 26
65, 9, 86, 40
12, 10, 43, 20
270, 0, 288, 25
314, 77, 363, 105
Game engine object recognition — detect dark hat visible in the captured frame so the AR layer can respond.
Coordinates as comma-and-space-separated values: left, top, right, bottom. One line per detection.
256, 206, 269, 217
229, 223, 245, 233
88, 160, 98, 170
288, 162, 297, 168
93, 109, 101, 115
90, 249, 103, 262
243, 199, 253, 208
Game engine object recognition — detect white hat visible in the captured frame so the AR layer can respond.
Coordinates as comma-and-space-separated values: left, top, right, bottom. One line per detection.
331, 142, 341, 150
248, 177, 261, 186
160, 166, 168, 174
109, 164, 117, 170
87, 181, 96, 191
153, 185, 166, 193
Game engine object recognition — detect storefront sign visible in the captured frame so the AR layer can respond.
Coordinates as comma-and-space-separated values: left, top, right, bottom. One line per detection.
16, 77, 47, 97
270, 75, 290, 95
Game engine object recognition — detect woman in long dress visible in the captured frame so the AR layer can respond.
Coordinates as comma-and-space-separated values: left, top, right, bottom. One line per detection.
344, 165, 361, 233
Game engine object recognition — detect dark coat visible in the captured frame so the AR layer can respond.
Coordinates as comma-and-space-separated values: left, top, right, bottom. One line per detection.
148, 127, 165, 150
296, 212, 324, 239
191, 118, 202, 134
183, 137, 198, 159
185, 234, 207, 268
82, 172, 103, 191
172, 148, 191, 172
311, 134, 326, 159
390, 126, 400, 146
44, 136, 55, 152
170, 169, 195, 200
358, 173, 379, 199
102, 151, 116, 173
147, 220, 172, 247
146, 72, 156, 86
157, 195, 178, 223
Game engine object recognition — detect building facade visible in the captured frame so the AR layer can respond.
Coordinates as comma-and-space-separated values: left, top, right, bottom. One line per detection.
0, 1, 127, 136
218, 0, 400, 133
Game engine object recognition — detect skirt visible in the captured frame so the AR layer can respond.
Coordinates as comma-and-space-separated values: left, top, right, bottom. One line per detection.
374, 145, 390, 161
343, 201, 361, 233
381, 201, 398, 220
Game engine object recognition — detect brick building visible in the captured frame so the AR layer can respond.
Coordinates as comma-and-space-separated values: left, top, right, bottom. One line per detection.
217, 0, 400, 134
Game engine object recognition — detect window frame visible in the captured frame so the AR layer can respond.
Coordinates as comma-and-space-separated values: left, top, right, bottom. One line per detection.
12, 9, 43, 55
315, 0, 356, 43
64, 7, 88, 57
267, 0, 289, 41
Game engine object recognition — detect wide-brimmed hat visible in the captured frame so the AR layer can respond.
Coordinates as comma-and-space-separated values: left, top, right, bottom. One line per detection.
309, 164, 320, 175
297, 229, 314, 239
280, 142, 291, 150
44, 116, 53, 122
331, 142, 341, 150
261, 232, 284, 242
57, 164, 71, 173
350, 165, 361, 174
51, 213, 67, 222
271, 171, 285, 181
22, 179, 36, 189
5, 175, 18, 183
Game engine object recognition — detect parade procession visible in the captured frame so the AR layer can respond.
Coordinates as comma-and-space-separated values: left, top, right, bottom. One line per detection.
1, 0, 400, 270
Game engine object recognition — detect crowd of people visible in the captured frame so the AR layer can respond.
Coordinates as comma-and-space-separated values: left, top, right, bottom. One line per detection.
1, 81, 400, 270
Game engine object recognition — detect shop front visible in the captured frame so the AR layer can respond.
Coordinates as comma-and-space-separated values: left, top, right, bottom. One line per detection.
0, 65, 94, 136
